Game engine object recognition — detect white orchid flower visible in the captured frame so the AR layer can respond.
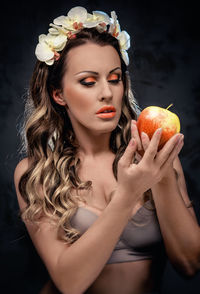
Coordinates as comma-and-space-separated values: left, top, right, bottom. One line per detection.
109, 11, 121, 37
35, 43, 54, 65
68, 6, 88, 22
120, 49, 129, 65
84, 10, 110, 28
35, 33, 67, 65
49, 23, 69, 36
48, 27, 59, 35
81, 13, 99, 27
93, 11, 110, 24
54, 6, 88, 31
40, 33, 67, 51
118, 30, 130, 50
118, 30, 130, 65
92, 11, 111, 32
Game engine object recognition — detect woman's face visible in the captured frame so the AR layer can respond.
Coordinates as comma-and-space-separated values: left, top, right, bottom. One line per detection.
55, 42, 124, 136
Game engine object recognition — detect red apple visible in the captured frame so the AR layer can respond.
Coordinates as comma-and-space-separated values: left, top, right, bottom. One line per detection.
137, 105, 181, 150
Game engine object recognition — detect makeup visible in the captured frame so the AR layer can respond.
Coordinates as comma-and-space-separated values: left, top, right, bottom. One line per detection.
96, 112, 116, 118
96, 105, 116, 119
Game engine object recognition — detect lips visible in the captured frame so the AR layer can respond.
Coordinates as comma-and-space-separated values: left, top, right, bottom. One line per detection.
96, 105, 116, 114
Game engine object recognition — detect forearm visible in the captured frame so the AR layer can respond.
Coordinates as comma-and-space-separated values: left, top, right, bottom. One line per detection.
55, 190, 136, 294
151, 169, 200, 275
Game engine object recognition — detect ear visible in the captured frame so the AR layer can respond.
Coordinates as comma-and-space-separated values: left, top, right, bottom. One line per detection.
52, 89, 67, 106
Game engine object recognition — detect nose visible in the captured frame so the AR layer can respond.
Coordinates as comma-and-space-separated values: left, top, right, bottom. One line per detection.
99, 79, 113, 101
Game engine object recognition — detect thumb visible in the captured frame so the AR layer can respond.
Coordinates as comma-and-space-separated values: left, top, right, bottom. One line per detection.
120, 138, 137, 167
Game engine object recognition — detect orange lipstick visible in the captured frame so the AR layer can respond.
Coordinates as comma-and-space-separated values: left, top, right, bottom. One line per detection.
96, 105, 116, 119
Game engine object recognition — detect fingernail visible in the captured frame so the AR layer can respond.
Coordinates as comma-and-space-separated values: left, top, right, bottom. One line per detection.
130, 138, 135, 146
177, 137, 184, 152
141, 131, 148, 138
157, 128, 162, 134
178, 134, 184, 143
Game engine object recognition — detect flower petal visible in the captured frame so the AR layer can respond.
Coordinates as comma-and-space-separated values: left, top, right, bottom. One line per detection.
92, 10, 110, 24
109, 11, 121, 35
68, 6, 88, 22
52, 34, 67, 49
49, 23, 69, 35
96, 24, 107, 33
48, 27, 59, 35
121, 49, 129, 65
35, 43, 54, 62
118, 30, 130, 50
111, 11, 117, 23
45, 58, 54, 65
38, 34, 47, 43
53, 15, 66, 26
83, 20, 100, 28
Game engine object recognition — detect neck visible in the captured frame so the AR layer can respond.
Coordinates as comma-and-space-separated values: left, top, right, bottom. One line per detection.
70, 124, 115, 160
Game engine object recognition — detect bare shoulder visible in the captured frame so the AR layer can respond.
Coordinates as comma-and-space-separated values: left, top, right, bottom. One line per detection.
14, 157, 30, 180
14, 157, 30, 211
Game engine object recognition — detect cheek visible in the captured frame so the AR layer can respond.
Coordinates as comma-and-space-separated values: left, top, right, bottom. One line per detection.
64, 85, 91, 110
117, 85, 124, 103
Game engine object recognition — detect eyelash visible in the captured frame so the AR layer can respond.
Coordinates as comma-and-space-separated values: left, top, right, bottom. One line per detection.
80, 75, 121, 87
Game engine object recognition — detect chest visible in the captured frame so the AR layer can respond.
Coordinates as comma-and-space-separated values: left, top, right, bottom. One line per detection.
72, 159, 145, 218
75, 160, 118, 209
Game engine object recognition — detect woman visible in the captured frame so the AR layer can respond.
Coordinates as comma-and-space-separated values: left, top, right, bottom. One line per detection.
14, 6, 200, 294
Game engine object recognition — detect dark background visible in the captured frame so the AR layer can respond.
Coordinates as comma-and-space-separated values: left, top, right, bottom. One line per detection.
0, 0, 200, 293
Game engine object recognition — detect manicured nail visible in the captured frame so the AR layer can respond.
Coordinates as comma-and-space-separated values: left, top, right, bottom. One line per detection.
157, 128, 162, 134
130, 138, 135, 146
177, 137, 184, 152
177, 134, 184, 144
141, 132, 147, 139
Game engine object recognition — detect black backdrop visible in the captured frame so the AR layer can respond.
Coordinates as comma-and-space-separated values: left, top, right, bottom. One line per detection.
0, 0, 200, 293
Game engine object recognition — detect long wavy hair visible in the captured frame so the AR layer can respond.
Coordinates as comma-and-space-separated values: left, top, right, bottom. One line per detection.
18, 28, 154, 244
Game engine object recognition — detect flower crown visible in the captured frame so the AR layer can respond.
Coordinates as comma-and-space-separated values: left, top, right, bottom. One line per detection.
35, 6, 130, 66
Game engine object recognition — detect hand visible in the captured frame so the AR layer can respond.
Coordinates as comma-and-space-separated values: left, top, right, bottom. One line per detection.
117, 123, 184, 203
133, 119, 184, 183
131, 119, 184, 160
130, 120, 144, 161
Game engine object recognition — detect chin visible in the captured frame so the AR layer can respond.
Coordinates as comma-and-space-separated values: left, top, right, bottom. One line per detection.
92, 122, 118, 134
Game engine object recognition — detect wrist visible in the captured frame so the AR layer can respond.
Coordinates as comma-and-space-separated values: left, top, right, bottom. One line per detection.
111, 187, 140, 214
157, 165, 176, 185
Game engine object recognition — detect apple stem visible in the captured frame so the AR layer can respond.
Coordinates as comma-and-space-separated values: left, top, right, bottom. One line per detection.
166, 103, 173, 110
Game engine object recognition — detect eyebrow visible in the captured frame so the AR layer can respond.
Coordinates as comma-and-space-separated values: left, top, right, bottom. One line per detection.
75, 67, 122, 76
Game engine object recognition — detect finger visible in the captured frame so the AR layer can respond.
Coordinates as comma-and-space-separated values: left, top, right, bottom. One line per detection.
131, 120, 143, 151
160, 136, 184, 172
142, 128, 163, 162
119, 138, 138, 167
156, 133, 184, 166
141, 132, 150, 151
176, 137, 184, 155
135, 151, 142, 162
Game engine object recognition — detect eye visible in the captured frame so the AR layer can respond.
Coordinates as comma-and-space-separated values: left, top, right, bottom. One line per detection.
80, 77, 96, 86
108, 73, 121, 84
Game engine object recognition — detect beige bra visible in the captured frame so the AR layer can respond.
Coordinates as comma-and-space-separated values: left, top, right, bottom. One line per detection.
70, 200, 165, 264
